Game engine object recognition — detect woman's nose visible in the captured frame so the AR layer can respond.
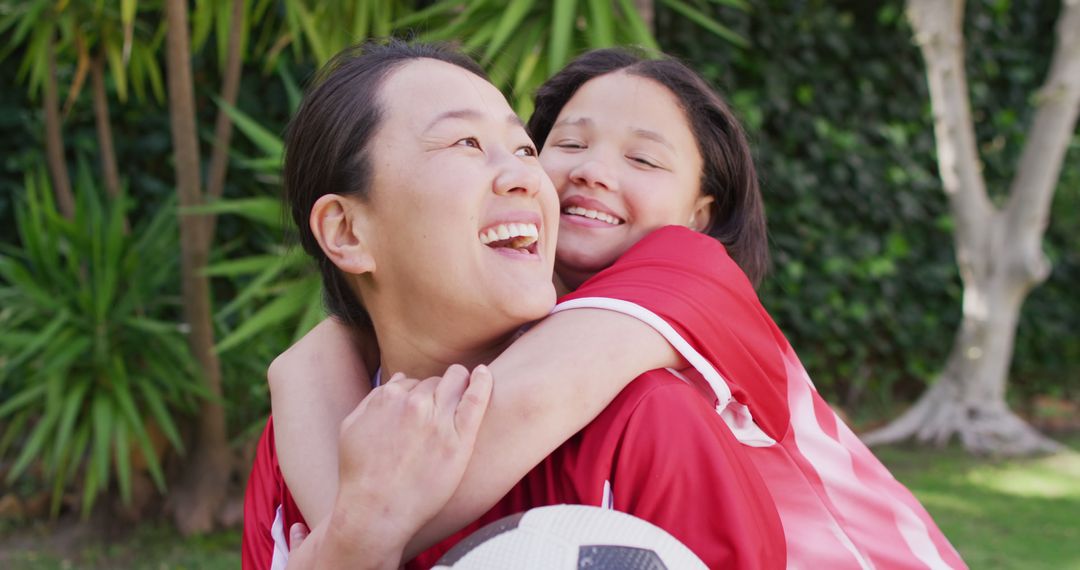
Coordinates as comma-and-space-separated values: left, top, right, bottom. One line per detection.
493, 156, 541, 197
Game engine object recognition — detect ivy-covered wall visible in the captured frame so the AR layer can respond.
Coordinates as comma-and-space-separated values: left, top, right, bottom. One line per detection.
661, 0, 1078, 415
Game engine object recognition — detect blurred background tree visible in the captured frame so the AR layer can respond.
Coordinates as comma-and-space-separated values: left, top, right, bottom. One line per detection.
0, 0, 1075, 539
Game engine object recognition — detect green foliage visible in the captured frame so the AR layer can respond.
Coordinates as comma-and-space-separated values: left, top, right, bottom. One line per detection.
0, 0, 166, 104
661, 0, 1078, 410
0, 163, 202, 517
408, 0, 743, 114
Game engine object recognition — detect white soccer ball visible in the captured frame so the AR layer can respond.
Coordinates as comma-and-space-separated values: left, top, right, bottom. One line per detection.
433, 504, 708, 569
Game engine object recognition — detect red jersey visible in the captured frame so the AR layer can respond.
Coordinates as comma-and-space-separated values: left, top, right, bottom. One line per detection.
407, 371, 786, 569
241, 417, 305, 570
242, 375, 786, 570
554, 226, 967, 569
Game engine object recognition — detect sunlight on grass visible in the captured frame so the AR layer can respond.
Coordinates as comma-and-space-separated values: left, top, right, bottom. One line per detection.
967, 452, 1080, 499
878, 434, 1080, 570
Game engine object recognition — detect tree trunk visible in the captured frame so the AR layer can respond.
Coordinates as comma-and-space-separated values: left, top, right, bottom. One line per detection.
90, 52, 127, 230
863, 252, 1062, 454
862, 0, 1080, 456
204, 0, 246, 247
43, 33, 75, 219
164, 0, 231, 535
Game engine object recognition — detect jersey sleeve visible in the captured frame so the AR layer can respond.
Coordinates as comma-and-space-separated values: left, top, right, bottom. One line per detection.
242, 418, 295, 570
609, 377, 786, 570
555, 226, 791, 442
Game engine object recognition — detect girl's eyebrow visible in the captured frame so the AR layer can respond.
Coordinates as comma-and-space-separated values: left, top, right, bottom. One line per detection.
551, 116, 592, 129
552, 116, 674, 151
632, 128, 675, 151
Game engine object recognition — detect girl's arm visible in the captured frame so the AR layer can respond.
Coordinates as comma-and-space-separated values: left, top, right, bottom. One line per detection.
403, 307, 682, 558
269, 317, 377, 526
270, 307, 683, 547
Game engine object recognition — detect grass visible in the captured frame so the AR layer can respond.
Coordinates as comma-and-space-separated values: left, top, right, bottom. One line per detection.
878, 433, 1080, 570
0, 524, 240, 570
1, 435, 1077, 569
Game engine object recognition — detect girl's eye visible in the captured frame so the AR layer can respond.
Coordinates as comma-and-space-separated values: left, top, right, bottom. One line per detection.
455, 137, 482, 150
515, 145, 538, 157
554, 140, 585, 150
630, 156, 659, 168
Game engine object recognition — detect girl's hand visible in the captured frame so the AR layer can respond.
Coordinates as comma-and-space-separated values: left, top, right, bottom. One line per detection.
327, 364, 495, 562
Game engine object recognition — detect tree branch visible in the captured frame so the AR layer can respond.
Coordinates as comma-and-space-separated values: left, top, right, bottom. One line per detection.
91, 52, 123, 206
204, 0, 246, 247
1003, 0, 1080, 283
43, 32, 75, 219
907, 0, 994, 268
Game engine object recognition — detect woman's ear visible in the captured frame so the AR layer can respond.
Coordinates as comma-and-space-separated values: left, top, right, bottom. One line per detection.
310, 194, 376, 274
689, 194, 715, 233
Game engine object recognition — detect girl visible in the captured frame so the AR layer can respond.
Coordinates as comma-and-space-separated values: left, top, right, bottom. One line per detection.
266, 47, 965, 569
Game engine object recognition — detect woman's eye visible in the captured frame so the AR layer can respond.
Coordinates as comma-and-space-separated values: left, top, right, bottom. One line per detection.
554, 140, 585, 150
515, 145, 538, 157
455, 137, 482, 150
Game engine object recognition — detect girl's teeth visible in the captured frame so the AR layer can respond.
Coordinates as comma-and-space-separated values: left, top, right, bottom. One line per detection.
564, 206, 620, 225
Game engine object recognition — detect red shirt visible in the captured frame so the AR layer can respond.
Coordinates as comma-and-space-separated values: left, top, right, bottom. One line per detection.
407, 371, 786, 569
241, 417, 304, 570
555, 226, 967, 569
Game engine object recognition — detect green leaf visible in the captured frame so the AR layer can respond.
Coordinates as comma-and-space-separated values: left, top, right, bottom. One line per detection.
216, 276, 320, 353
140, 383, 185, 453
586, 0, 615, 46
0, 384, 47, 419
113, 417, 132, 502
214, 98, 285, 159
185, 197, 284, 228
7, 398, 61, 481
393, 0, 459, 28
548, 0, 577, 75
483, 0, 536, 64
106, 37, 128, 102
52, 379, 91, 476
613, 0, 658, 50
658, 0, 747, 47
202, 254, 286, 277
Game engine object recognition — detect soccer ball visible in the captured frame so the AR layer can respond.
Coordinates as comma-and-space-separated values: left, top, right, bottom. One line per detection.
433, 504, 707, 569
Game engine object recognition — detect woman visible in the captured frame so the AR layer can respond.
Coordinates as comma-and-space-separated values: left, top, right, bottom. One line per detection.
268, 45, 967, 569
242, 40, 785, 570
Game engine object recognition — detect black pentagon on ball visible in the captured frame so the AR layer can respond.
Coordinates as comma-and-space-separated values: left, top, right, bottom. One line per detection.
437, 512, 526, 565
578, 545, 668, 569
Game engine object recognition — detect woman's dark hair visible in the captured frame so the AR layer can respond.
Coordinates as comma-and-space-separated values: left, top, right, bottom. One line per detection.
283, 39, 487, 327
527, 48, 769, 286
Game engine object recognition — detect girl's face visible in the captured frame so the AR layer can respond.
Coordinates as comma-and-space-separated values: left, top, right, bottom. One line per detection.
539, 72, 713, 289
361, 59, 559, 346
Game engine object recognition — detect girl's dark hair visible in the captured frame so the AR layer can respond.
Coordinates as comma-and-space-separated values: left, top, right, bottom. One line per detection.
283, 40, 487, 327
527, 48, 769, 286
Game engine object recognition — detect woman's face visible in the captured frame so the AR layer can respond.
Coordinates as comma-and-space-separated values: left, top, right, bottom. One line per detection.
539, 72, 711, 289
361, 59, 559, 344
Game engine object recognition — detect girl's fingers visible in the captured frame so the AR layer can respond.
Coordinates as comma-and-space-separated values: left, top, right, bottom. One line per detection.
434, 364, 470, 414
455, 365, 493, 436
289, 522, 309, 551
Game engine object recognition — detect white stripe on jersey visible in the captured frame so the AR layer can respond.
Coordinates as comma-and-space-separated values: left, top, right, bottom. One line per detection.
553, 298, 776, 447
270, 504, 289, 570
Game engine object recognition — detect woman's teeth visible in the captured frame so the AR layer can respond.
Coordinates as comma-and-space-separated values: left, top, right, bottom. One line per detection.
479, 222, 539, 249
563, 206, 622, 225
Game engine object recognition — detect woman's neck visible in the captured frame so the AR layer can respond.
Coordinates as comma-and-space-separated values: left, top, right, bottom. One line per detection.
375, 327, 516, 380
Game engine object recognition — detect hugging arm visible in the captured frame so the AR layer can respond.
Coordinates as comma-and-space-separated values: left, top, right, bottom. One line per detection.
269, 318, 377, 526
270, 307, 685, 557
